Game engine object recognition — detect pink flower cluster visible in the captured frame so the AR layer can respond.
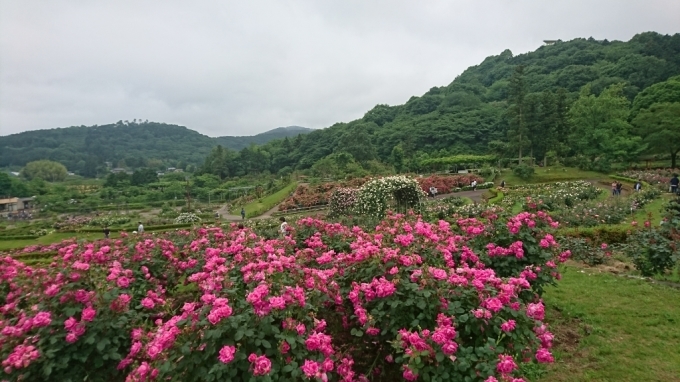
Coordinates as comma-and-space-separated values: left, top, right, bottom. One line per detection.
0, 209, 568, 381
2, 344, 40, 373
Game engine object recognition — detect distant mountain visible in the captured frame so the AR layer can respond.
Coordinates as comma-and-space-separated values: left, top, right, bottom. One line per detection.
214, 126, 313, 151
0, 122, 312, 177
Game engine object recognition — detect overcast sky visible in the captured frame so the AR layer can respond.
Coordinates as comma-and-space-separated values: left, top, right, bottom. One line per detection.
1, 0, 678, 137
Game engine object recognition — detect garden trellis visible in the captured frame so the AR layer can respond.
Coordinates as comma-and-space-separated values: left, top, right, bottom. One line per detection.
355, 175, 426, 217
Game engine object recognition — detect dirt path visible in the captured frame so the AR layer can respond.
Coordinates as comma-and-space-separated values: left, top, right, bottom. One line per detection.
429, 189, 487, 203
586, 179, 631, 197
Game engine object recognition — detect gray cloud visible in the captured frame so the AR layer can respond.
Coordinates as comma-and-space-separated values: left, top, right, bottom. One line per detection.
1, 0, 678, 137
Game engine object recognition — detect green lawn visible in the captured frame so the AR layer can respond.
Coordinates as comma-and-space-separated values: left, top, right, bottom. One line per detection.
538, 266, 680, 382
499, 166, 607, 186
231, 182, 297, 217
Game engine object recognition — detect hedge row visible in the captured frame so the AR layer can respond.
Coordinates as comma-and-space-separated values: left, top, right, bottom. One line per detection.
0, 235, 40, 241
487, 188, 505, 205
9, 251, 58, 261
59, 221, 215, 234
561, 225, 631, 244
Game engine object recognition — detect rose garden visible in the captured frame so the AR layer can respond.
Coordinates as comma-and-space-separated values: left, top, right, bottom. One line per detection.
1, 170, 679, 381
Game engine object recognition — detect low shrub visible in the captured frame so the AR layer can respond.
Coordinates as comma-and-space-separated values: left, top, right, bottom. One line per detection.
512, 164, 535, 180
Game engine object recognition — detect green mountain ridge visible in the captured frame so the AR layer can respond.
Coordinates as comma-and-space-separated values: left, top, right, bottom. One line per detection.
0, 122, 312, 176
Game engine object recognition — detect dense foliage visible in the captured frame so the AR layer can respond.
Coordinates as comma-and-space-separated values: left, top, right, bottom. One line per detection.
0, 122, 311, 177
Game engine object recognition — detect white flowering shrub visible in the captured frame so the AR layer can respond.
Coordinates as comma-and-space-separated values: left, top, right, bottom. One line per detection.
329, 187, 360, 216
356, 176, 426, 217
174, 213, 202, 224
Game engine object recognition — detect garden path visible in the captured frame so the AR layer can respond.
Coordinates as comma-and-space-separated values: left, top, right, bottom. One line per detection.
586, 179, 631, 197
429, 189, 486, 203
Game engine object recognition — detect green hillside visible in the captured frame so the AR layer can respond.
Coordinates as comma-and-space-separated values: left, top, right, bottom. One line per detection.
213, 126, 312, 151
0, 122, 311, 176
195, 32, 680, 179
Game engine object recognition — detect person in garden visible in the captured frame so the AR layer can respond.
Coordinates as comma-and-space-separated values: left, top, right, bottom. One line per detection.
611, 181, 617, 196
471, 180, 477, 191
103, 226, 110, 239
671, 174, 679, 194
429, 186, 436, 198
616, 181, 622, 196
279, 216, 289, 237
241, 207, 246, 220
137, 222, 144, 234
500, 180, 506, 188
634, 180, 642, 192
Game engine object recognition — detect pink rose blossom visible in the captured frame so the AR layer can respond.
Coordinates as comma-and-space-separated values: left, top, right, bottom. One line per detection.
218, 345, 236, 364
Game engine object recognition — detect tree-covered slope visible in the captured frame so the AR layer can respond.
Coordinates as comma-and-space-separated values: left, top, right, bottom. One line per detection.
260, 32, 680, 173
214, 126, 313, 151
0, 122, 311, 176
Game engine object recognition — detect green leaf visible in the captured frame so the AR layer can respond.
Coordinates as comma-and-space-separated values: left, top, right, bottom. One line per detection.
96, 338, 110, 352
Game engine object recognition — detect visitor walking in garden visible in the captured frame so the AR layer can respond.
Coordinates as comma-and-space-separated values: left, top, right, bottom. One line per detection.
471, 180, 477, 191
616, 181, 622, 196
611, 181, 617, 196
671, 174, 679, 194
241, 207, 246, 220
103, 226, 110, 239
500, 180, 506, 188
279, 217, 289, 237
634, 181, 642, 192
137, 222, 144, 234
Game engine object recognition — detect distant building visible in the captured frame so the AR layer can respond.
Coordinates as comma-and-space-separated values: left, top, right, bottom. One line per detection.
543, 40, 559, 46
10, 172, 20, 177
111, 168, 127, 174
0, 197, 34, 217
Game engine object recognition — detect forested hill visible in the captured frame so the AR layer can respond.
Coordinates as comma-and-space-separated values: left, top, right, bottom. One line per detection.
0, 122, 311, 176
211, 31, 678, 177
214, 126, 312, 151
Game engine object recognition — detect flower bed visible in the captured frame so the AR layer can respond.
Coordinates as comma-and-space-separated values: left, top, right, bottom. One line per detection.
618, 168, 680, 190
417, 174, 485, 194
278, 178, 369, 211
502, 181, 602, 210
1, 210, 568, 381
174, 212, 202, 224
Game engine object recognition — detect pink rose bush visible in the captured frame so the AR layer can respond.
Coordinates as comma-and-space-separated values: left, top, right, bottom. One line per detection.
0, 209, 567, 381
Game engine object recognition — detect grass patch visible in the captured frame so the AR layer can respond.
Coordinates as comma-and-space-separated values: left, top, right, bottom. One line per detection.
231, 182, 297, 217
626, 194, 671, 227
0, 224, 207, 252
499, 166, 606, 186
539, 266, 680, 382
